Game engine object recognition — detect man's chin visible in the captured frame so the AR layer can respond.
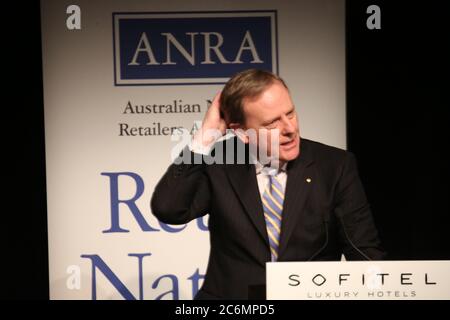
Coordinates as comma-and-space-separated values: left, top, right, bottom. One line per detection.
280, 150, 300, 163
279, 138, 300, 162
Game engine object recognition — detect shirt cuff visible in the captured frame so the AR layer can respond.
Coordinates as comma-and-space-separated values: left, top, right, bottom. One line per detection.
188, 136, 215, 155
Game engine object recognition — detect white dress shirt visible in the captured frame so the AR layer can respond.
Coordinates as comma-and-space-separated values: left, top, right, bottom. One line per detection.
254, 161, 287, 203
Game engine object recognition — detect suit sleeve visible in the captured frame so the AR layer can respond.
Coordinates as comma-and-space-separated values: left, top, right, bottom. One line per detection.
334, 152, 387, 260
150, 147, 211, 225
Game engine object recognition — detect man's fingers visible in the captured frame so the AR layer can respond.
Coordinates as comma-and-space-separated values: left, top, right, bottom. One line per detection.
211, 91, 222, 108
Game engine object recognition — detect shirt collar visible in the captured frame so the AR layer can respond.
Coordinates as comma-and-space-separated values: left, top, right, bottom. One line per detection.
255, 160, 287, 175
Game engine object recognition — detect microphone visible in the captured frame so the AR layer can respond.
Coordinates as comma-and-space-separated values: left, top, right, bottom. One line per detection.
336, 211, 372, 261
307, 214, 329, 261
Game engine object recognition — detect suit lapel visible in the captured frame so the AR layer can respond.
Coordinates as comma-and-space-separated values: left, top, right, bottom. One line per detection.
225, 163, 270, 247
278, 140, 315, 258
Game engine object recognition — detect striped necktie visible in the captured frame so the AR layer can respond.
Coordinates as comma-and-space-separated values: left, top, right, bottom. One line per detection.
261, 173, 284, 261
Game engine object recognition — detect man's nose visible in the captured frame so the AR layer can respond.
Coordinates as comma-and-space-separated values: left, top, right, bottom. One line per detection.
280, 116, 295, 135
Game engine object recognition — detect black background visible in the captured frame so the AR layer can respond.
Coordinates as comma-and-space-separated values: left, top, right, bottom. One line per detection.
346, 1, 449, 261
3, 0, 449, 300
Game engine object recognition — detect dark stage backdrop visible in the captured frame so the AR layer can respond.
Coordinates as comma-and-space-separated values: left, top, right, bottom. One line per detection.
346, 0, 450, 260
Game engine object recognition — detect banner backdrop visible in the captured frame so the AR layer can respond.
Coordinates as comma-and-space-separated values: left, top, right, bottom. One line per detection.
41, 0, 346, 299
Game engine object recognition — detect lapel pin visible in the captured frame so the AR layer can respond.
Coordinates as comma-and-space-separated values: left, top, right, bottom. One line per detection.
306, 178, 312, 183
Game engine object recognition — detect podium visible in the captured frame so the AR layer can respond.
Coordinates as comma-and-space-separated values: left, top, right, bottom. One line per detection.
266, 261, 450, 300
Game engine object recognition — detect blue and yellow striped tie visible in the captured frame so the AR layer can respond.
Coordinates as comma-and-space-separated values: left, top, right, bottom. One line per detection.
262, 174, 284, 261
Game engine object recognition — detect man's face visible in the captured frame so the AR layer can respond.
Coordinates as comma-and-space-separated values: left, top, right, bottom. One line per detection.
240, 81, 300, 164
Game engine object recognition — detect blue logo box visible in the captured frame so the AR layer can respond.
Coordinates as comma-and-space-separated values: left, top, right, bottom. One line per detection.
113, 11, 278, 86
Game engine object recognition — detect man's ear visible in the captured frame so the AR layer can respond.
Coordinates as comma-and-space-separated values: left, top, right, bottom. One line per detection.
229, 123, 249, 144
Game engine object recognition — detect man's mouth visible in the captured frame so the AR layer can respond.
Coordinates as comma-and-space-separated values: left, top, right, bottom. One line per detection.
280, 137, 297, 149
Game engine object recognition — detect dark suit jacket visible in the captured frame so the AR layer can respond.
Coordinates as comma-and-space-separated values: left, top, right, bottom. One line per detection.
151, 137, 386, 299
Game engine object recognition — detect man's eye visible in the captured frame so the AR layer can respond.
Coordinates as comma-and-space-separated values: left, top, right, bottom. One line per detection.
265, 120, 278, 128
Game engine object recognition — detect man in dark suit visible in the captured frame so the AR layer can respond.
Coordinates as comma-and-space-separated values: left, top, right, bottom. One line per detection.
151, 69, 386, 300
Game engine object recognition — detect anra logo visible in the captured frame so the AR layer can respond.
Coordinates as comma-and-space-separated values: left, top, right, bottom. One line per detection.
113, 11, 278, 85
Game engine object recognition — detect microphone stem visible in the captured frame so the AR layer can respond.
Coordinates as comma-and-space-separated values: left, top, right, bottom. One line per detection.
339, 216, 371, 261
